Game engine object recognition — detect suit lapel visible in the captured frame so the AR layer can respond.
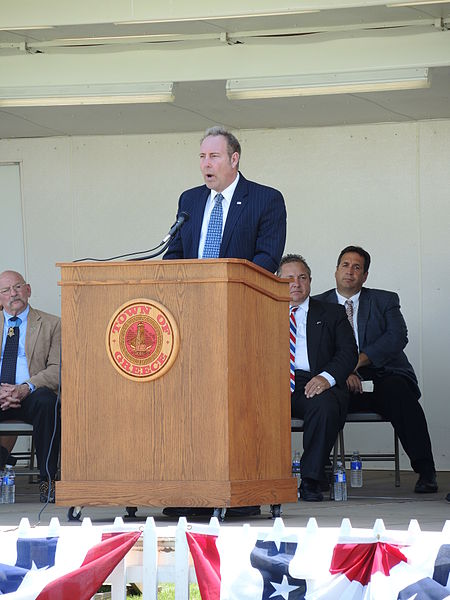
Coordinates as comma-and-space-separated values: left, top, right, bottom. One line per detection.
306, 299, 325, 372
357, 288, 370, 347
220, 174, 248, 257
192, 187, 210, 254
24, 306, 41, 365
328, 289, 338, 304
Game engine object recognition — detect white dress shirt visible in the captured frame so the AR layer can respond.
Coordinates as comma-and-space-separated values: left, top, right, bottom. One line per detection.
292, 297, 336, 388
1, 305, 32, 385
197, 173, 240, 258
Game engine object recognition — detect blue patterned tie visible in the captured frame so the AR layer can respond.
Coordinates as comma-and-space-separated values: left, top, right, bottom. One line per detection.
202, 193, 224, 258
289, 307, 298, 393
0, 316, 22, 384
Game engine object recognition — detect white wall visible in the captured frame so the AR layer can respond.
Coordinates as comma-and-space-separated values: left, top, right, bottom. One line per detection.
0, 119, 448, 470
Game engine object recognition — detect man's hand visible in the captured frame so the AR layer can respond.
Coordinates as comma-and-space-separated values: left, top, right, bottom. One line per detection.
0, 383, 29, 410
305, 375, 330, 398
347, 373, 363, 394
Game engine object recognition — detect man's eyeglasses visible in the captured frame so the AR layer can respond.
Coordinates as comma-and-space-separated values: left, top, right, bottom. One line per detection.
0, 283, 28, 295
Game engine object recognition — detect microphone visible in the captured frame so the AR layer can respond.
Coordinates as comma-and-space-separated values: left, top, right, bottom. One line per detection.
161, 211, 190, 244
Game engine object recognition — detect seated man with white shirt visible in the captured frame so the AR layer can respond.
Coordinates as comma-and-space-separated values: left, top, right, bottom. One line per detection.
314, 245, 437, 494
278, 254, 358, 502
0, 270, 61, 502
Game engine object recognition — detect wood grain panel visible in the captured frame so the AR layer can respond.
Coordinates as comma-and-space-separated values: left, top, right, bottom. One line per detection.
56, 478, 296, 507
58, 260, 296, 507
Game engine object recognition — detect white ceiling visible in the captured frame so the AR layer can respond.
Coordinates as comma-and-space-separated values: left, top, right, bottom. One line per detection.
0, 0, 449, 138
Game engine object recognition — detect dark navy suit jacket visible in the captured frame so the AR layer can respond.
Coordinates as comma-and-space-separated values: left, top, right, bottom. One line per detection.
313, 287, 420, 398
163, 173, 286, 273
305, 298, 358, 398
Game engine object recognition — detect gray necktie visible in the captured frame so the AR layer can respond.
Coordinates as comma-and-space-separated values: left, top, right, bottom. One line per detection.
345, 300, 355, 333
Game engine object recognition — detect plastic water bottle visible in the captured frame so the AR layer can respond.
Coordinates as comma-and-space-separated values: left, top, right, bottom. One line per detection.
350, 450, 363, 487
2, 465, 16, 504
292, 451, 301, 495
333, 460, 347, 502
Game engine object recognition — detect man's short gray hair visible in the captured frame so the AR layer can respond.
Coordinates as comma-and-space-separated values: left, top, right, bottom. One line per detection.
277, 254, 312, 278
201, 126, 241, 164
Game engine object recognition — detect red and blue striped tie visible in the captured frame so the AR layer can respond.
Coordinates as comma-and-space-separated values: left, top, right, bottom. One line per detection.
289, 307, 298, 393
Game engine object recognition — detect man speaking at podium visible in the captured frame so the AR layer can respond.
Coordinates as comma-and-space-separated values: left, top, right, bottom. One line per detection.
162, 127, 286, 518
163, 126, 287, 274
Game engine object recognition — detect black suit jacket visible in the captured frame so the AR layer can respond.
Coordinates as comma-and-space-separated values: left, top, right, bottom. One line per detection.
304, 298, 358, 401
313, 287, 420, 398
163, 173, 287, 273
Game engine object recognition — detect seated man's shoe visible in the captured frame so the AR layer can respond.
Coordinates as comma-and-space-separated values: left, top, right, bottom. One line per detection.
0, 446, 18, 470
318, 464, 333, 492
0, 445, 9, 469
5, 454, 17, 467
299, 478, 323, 502
414, 472, 438, 494
226, 506, 261, 517
39, 479, 56, 503
162, 507, 213, 518
319, 479, 330, 492
162, 505, 261, 518
446, 493, 450, 503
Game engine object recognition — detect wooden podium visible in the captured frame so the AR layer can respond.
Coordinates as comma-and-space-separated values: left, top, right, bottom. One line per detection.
56, 259, 297, 507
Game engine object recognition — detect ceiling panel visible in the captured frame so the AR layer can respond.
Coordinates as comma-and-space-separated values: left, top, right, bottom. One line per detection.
0, 2, 449, 138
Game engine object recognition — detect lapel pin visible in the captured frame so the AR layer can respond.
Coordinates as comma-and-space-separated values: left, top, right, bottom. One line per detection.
316, 321, 322, 325
236, 201, 242, 205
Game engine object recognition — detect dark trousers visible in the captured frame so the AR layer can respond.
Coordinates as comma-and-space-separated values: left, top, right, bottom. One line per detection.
291, 370, 348, 481
349, 374, 435, 474
0, 386, 60, 480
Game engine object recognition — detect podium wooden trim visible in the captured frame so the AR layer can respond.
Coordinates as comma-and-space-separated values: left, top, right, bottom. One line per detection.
56, 259, 297, 507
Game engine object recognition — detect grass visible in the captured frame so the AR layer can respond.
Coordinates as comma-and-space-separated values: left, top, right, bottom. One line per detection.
127, 583, 201, 599
97, 582, 201, 599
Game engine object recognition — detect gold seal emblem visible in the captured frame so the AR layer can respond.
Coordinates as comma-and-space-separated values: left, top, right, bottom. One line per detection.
106, 298, 179, 381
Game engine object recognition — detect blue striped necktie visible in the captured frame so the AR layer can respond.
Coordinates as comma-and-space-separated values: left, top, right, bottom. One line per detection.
202, 193, 224, 258
289, 307, 298, 393
0, 316, 22, 384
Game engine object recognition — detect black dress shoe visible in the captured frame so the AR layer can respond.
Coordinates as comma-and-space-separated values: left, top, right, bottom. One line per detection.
414, 472, 438, 493
0, 446, 17, 470
162, 507, 213, 518
319, 477, 330, 492
0, 445, 8, 469
446, 493, 450, 503
226, 506, 261, 517
299, 478, 323, 502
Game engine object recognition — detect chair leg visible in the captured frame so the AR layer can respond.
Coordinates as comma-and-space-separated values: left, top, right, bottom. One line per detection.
332, 436, 338, 472
394, 431, 400, 487
332, 429, 345, 472
28, 435, 37, 484
339, 429, 345, 467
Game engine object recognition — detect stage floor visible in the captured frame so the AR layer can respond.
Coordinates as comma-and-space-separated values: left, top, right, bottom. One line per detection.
1, 470, 449, 530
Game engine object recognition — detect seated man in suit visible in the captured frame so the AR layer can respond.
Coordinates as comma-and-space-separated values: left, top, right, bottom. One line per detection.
314, 245, 437, 493
0, 270, 61, 502
163, 125, 287, 273
278, 254, 358, 501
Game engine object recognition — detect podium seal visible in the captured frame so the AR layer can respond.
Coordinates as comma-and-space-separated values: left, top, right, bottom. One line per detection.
106, 298, 179, 382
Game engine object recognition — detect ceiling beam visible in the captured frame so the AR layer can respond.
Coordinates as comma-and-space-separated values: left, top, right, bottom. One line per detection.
0, 30, 448, 89
0, 0, 443, 29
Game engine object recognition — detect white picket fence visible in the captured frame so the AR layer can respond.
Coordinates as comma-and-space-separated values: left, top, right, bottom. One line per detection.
7, 515, 450, 599
10, 514, 199, 599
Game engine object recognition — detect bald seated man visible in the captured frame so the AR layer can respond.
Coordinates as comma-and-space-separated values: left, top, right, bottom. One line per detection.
0, 270, 60, 502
